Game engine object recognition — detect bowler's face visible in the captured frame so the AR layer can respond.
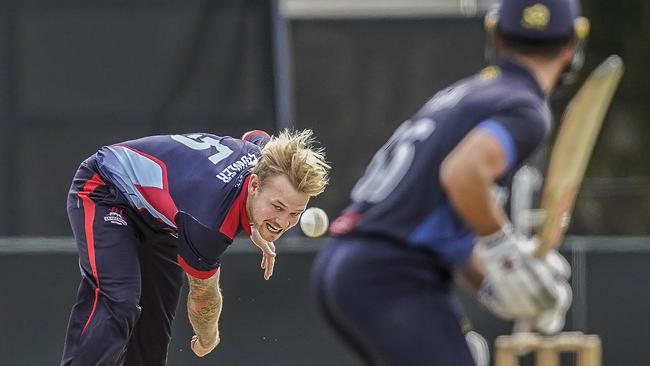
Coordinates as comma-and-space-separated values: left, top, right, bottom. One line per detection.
247, 174, 309, 242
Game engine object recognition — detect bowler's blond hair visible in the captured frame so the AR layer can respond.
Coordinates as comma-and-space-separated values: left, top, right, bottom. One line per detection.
253, 129, 330, 196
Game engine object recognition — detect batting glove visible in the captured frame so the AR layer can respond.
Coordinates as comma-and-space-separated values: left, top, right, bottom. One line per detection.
476, 225, 567, 321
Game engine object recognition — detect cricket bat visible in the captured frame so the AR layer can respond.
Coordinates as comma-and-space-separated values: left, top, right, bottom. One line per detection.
511, 55, 624, 336
535, 55, 625, 258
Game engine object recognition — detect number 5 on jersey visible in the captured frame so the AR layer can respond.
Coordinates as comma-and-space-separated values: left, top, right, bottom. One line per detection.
352, 118, 435, 203
171, 134, 234, 165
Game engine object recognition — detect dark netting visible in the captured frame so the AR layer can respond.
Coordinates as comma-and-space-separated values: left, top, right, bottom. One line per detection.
0, 0, 276, 234
292, 17, 485, 218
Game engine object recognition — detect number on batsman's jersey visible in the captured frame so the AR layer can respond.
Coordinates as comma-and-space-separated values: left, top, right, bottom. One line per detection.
332, 60, 551, 265
92, 133, 266, 278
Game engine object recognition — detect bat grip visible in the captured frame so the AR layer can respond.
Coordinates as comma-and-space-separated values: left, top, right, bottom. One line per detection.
513, 319, 534, 333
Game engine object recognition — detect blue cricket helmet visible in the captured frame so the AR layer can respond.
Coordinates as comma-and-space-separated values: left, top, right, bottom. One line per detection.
484, 0, 590, 83
497, 0, 581, 40
485, 0, 589, 41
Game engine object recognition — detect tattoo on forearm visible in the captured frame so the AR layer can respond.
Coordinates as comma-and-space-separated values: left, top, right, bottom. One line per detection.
187, 272, 222, 343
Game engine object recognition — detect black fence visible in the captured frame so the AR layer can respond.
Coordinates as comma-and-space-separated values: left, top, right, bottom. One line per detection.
1, 6, 647, 237
1, 236, 649, 365
0, 0, 277, 236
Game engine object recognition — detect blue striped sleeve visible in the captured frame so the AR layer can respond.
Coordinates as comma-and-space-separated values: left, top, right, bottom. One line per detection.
477, 119, 517, 169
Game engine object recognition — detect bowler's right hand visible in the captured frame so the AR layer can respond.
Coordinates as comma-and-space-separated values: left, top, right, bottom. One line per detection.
191, 334, 220, 357
475, 226, 571, 327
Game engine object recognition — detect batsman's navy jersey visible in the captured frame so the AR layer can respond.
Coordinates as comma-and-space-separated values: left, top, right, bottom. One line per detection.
90, 133, 266, 279
331, 59, 551, 265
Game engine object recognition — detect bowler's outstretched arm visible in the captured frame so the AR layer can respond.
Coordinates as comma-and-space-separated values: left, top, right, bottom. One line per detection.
187, 271, 222, 357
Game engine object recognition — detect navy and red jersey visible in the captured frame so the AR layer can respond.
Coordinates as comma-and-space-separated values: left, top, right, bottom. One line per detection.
90, 132, 269, 279
331, 59, 551, 265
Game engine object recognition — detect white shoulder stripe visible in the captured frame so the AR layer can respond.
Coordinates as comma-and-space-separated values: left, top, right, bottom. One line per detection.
102, 146, 176, 228
107, 146, 164, 189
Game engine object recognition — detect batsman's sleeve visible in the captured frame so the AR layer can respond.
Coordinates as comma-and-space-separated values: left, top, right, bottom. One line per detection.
476, 100, 549, 171
175, 211, 231, 279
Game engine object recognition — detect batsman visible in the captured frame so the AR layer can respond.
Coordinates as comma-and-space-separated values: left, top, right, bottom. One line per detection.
312, 0, 590, 364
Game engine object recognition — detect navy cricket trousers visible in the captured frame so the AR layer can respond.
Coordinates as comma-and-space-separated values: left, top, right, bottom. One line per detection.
311, 237, 475, 366
61, 161, 184, 366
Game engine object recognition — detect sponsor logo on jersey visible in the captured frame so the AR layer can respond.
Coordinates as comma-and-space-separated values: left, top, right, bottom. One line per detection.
216, 152, 258, 183
104, 207, 128, 226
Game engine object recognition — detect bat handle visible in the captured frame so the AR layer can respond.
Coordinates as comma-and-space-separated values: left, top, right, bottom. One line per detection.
513, 319, 533, 333
511, 320, 535, 356
535, 242, 550, 259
